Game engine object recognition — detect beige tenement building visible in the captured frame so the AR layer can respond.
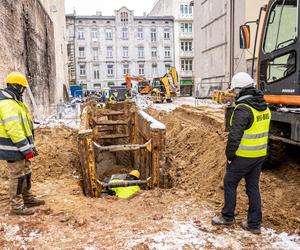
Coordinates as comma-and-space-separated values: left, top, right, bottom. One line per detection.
150, 0, 194, 96
193, 0, 267, 97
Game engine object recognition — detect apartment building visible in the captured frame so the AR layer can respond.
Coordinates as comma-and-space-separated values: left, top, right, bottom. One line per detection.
193, 0, 268, 97
66, 7, 174, 90
150, 0, 194, 96
40, 0, 68, 102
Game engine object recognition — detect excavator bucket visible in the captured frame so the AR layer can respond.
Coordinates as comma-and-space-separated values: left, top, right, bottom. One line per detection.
170, 67, 178, 87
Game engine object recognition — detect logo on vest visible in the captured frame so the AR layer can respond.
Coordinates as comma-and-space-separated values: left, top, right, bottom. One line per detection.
256, 113, 270, 122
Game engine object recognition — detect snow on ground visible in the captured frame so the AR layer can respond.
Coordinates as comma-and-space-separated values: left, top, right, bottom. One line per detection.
152, 97, 223, 111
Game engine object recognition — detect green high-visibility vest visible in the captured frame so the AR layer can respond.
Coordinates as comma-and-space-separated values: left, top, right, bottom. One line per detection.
110, 179, 141, 199
230, 103, 271, 158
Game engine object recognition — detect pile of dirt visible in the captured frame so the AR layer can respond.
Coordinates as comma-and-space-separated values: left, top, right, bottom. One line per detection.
149, 106, 300, 234
0, 126, 81, 183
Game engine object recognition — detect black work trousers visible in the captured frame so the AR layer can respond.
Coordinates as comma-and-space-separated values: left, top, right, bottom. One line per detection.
221, 156, 265, 229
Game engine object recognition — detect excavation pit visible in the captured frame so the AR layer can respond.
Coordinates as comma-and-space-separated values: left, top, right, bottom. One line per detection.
78, 101, 166, 197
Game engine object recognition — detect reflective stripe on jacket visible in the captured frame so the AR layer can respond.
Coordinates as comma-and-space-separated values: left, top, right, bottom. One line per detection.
230, 103, 271, 158
110, 179, 141, 199
0, 90, 36, 161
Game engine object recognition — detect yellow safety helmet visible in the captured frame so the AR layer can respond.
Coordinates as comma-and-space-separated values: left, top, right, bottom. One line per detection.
5, 72, 29, 87
129, 170, 140, 179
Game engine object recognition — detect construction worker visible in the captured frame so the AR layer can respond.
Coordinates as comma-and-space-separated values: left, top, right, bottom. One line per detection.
0, 72, 45, 215
212, 72, 271, 234
109, 170, 141, 199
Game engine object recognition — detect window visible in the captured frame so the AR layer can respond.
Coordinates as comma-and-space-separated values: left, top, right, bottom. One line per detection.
180, 23, 193, 33
91, 28, 98, 39
263, 52, 296, 84
151, 47, 157, 58
123, 64, 129, 75
122, 27, 128, 39
79, 64, 86, 76
107, 64, 114, 76
164, 28, 170, 40
93, 68, 100, 79
181, 59, 193, 71
152, 63, 157, 75
165, 47, 171, 58
151, 28, 157, 42
123, 47, 129, 58
92, 48, 99, 60
138, 27, 143, 39
138, 47, 144, 58
181, 41, 193, 51
121, 11, 129, 25
107, 46, 113, 58
138, 64, 145, 75
180, 4, 193, 14
264, 0, 297, 53
106, 28, 112, 40
78, 29, 85, 40
79, 47, 85, 58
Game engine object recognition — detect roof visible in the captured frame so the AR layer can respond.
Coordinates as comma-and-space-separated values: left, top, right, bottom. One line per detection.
66, 14, 174, 22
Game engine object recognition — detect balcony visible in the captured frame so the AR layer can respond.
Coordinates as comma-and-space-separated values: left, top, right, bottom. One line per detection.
180, 51, 194, 58
180, 32, 193, 39
178, 14, 193, 21
180, 71, 193, 77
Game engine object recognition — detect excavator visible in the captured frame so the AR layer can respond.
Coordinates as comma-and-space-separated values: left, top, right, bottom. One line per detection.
217, 0, 300, 166
124, 75, 151, 96
151, 67, 179, 103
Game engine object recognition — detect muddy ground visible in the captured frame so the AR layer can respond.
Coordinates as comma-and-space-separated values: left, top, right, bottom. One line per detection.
0, 106, 299, 249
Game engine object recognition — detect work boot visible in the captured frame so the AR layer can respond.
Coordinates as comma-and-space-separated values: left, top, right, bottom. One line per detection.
241, 222, 261, 235
23, 173, 45, 207
211, 215, 235, 226
11, 206, 35, 216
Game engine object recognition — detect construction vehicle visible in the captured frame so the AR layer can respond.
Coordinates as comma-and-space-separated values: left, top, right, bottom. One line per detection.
151, 67, 179, 103
124, 75, 151, 96
220, 0, 300, 166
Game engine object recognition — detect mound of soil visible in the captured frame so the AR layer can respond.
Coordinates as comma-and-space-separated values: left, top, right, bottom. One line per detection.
149, 106, 300, 234
0, 126, 81, 184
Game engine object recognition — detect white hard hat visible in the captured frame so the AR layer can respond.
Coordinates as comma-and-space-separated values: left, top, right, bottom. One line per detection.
230, 72, 254, 90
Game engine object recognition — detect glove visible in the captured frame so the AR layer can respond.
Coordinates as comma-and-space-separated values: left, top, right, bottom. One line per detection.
25, 151, 35, 159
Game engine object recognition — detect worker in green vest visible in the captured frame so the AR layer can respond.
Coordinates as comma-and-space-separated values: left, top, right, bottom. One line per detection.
0, 72, 45, 216
212, 72, 271, 234
110, 170, 141, 199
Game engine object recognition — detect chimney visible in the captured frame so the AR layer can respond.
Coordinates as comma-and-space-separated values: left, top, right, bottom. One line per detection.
143, 12, 147, 16
96, 11, 102, 16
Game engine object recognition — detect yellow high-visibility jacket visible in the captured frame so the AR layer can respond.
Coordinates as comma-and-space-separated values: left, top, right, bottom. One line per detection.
110, 179, 141, 199
0, 89, 36, 161
230, 103, 271, 158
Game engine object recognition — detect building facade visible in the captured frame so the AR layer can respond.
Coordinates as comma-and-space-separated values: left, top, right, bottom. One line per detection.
193, 0, 268, 97
66, 7, 174, 90
39, 0, 69, 103
150, 0, 194, 96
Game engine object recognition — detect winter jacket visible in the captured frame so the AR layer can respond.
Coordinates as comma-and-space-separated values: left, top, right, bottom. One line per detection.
0, 89, 36, 161
225, 88, 269, 161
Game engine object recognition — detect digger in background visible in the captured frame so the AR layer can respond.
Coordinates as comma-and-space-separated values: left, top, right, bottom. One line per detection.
151, 67, 178, 103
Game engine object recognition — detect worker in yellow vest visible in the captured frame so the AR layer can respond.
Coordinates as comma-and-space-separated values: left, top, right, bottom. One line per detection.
110, 170, 141, 199
0, 72, 45, 216
212, 72, 271, 234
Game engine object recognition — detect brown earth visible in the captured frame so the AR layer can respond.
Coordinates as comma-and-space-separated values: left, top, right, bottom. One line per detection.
149, 105, 300, 234
0, 107, 299, 249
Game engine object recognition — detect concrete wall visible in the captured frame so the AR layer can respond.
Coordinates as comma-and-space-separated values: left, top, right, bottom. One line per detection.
194, 0, 247, 97
39, 0, 68, 103
0, 0, 56, 114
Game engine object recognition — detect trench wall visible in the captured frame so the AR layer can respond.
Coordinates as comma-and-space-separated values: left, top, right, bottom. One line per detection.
0, 0, 55, 113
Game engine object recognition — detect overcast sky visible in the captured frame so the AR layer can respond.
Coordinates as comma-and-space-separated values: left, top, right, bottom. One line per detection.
65, 0, 158, 16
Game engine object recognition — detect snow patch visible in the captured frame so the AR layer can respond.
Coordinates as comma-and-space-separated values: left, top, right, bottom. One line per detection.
138, 110, 166, 130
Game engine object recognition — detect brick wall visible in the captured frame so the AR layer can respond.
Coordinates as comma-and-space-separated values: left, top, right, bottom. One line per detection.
0, 0, 56, 114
